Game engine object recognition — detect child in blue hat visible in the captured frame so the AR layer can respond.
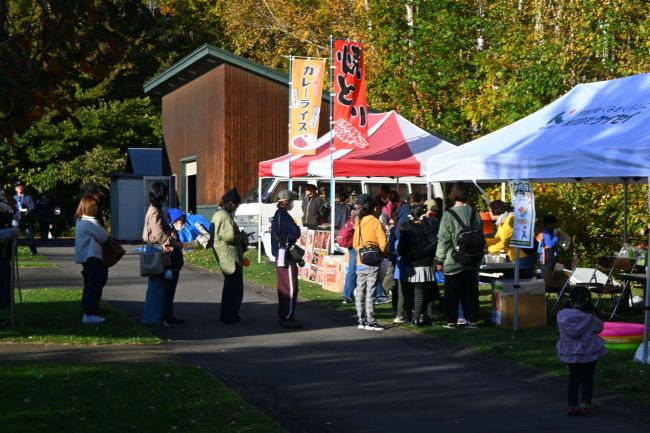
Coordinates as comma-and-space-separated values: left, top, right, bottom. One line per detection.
162, 208, 186, 326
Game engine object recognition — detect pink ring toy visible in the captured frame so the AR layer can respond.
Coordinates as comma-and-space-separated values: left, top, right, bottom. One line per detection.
599, 322, 644, 338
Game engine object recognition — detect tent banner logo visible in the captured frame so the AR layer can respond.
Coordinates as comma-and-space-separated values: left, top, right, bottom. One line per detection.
541, 103, 649, 130
333, 38, 368, 149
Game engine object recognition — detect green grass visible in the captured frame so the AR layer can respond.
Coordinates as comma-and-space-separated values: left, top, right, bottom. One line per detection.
16, 245, 56, 268
186, 248, 650, 405
0, 289, 159, 344
0, 363, 285, 433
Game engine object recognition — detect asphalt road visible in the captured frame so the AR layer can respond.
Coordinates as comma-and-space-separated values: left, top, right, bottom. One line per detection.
16, 242, 650, 433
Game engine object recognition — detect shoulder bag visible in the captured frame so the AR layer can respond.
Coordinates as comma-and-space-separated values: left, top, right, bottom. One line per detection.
140, 244, 164, 276
358, 219, 383, 266
102, 238, 125, 268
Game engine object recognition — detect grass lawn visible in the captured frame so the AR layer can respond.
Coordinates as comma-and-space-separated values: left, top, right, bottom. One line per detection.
186, 247, 650, 405
0, 363, 285, 433
0, 289, 159, 344
16, 245, 56, 268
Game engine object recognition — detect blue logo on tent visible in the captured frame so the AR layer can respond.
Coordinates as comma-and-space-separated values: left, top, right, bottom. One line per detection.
547, 112, 565, 125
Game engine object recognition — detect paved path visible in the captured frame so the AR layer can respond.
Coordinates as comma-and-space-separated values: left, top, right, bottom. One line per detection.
6, 243, 650, 433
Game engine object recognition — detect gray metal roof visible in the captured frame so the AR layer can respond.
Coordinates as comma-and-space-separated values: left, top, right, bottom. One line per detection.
144, 43, 289, 98
125, 148, 162, 176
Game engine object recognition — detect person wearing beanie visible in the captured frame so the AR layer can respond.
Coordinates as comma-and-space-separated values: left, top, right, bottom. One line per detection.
210, 188, 247, 324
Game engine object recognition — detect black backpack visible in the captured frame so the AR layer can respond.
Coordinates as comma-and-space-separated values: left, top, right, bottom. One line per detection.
447, 208, 486, 266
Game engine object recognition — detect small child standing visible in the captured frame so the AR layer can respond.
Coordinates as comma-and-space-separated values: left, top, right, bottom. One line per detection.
556, 286, 607, 416
162, 209, 186, 326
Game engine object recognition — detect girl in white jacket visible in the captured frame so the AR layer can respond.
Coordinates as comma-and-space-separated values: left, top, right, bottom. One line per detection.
75, 196, 108, 324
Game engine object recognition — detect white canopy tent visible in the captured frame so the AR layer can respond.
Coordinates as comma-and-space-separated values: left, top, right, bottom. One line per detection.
426, 73, 650, 362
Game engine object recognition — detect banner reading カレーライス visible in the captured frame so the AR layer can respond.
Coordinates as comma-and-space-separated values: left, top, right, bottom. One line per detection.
289, 57, 326, 155
333, 38, 368, 149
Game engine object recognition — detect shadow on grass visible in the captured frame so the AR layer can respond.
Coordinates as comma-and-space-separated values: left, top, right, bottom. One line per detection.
0, 289, 158, 344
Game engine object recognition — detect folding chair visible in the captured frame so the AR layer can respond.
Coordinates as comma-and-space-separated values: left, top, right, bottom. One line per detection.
576, 256, 636, 319
547, 257, 579, 316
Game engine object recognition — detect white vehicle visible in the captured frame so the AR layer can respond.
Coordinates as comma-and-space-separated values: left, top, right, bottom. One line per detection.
235, 177, 443, 245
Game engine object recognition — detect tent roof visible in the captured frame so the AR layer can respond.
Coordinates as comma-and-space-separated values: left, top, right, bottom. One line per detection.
426, 73, 650, 184
259, 111, 457, 178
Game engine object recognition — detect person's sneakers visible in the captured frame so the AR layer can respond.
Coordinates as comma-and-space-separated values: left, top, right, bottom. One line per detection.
364, 321, 385, 331
82, 314, 106, 324
393, 316, 407, 324
567, 407, 580, 417
357, 320, 367, 330
280, 319, 302, 329
442, 322, 457, 329
465, 321, 478, 329
374, 296, 392, 305
578, 406, 592, 417
163, 317, 185, 327
29, 246, 38, 256
341, 297, 353, 304
457, 317, 467, 326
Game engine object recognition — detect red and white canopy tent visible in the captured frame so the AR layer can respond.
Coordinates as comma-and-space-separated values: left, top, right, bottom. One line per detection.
256, 110, 456, 258
259, 111, 456, 178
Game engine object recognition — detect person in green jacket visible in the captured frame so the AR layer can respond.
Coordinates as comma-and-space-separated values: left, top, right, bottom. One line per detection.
435, 182, 483, 329
210, 188, 247, 324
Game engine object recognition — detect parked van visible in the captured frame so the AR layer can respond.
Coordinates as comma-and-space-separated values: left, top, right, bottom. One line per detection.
235, 177, 443, 243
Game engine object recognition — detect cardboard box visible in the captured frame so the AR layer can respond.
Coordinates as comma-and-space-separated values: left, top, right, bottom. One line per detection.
492, 279, 547, 328
322, 255, 346, 293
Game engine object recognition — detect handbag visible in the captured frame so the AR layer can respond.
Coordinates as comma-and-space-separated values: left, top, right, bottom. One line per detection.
288, 244, 305, 262
358, 221, 383, 266
102, 238, 125, 268
140, 244, 164, 276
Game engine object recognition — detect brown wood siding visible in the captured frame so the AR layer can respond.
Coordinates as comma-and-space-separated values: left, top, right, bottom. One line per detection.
162, 62, 330, 209
162, 67, 225, 206
223, 64, 331, 199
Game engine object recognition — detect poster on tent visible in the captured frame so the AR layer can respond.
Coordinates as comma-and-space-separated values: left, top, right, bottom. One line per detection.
289, 57, 326, 155
509, 180, 535, 249
332, 38, 369, 150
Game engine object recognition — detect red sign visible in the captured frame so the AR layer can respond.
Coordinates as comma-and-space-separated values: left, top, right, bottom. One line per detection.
333, 39, 368, 149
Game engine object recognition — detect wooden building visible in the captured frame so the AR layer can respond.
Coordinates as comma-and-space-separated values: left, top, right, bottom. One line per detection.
144, 44, 330, 217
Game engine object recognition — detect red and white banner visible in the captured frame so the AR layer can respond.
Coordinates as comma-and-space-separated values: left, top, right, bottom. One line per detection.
289, 57, 326, 155
333, 39, 368, 149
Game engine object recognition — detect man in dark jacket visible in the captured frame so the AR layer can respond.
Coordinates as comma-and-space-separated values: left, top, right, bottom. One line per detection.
301, 183, 327, 229
13, 181, 37, 255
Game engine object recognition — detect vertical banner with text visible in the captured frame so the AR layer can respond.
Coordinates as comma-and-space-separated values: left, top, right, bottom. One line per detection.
509, 180, 535, 248
332, 39, 368, 149
289, 57, 326, 155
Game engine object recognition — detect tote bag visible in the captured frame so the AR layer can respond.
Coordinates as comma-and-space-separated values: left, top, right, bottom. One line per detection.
140, 245, 164, 276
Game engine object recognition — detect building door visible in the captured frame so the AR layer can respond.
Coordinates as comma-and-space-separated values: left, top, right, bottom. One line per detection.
183, 160, 197, 214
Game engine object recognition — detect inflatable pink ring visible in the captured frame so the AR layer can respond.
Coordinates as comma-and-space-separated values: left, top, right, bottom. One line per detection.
599, 322, 644, 338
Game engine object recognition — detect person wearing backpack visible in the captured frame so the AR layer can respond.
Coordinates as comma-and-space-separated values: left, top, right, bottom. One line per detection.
435, 182, 485, 329
398, 204, 438, 326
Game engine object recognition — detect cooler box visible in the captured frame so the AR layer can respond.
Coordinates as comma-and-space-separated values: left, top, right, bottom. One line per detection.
492, 279, 546, 328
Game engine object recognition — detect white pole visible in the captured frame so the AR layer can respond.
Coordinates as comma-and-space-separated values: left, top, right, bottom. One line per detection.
257, 176, 263, 263
643, 176, 650, 364
330, 178, 336, 253
513, 247, 520, 331
623, 179, 628, 245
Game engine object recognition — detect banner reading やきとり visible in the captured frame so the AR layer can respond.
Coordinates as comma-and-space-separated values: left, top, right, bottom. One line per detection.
509, 180, 535, 249
289, 57, 326, 155
333, 39, 368, 149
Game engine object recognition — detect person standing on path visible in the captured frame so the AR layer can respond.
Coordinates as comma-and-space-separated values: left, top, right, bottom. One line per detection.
271, 190, 302, 329
352, 197, 387, 331
210, 188, 247, 324
435, 181, 483, 329
142, 182, 182, 325
74, 196, 108, 324
13, 181, 37, 255
556, 286, 607, 417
